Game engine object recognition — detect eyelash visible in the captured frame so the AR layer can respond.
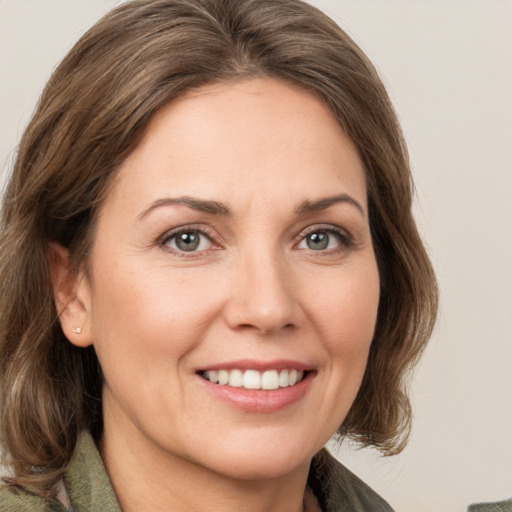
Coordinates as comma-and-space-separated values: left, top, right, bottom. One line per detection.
295, 225, 353, 253
158, 224, 353, 257
159, 225, 217, 257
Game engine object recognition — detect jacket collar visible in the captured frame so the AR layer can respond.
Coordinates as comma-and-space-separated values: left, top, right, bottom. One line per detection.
65, 431, 122, 511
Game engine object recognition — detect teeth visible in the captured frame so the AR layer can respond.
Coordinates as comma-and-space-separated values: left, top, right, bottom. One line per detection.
279, 369, 289, 388
228, 369, 243, 387
218, 370, 229, 385
203, 369, 306, 390
261, 370, 279, 390
243, 370, 261, 389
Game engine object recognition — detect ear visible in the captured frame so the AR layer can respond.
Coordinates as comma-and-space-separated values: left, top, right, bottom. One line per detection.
48, 243, 93, 347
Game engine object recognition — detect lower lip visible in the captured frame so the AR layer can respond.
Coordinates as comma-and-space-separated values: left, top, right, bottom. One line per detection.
198, 372, 314, 413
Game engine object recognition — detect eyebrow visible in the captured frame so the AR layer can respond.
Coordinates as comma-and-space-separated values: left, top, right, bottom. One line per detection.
295, 194, 366, 218
138, 196, 231, 219
138, 193, 365, 220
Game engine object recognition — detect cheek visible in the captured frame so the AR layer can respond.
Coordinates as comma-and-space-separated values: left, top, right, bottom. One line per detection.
315, 261, 380, 362
88, 261, 223, 367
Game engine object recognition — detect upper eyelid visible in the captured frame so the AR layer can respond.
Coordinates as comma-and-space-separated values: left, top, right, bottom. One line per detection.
159, 224, 215, 243
295, 223, 352, 240
157, 226, 218, 253
294, 224, 354, 251
158, 227, 219, 257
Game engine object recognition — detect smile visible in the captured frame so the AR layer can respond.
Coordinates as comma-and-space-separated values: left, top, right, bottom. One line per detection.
201, 369, 306, 390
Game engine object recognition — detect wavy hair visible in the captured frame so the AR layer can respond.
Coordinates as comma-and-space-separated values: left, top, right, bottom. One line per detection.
0, 0, 437, 496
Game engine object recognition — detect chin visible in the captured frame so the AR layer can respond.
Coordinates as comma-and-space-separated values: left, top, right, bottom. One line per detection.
192, 432, 321, 482
214, 452, 311, 481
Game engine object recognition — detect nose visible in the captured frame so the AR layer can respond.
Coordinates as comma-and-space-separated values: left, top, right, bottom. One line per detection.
223, 252, 300, 335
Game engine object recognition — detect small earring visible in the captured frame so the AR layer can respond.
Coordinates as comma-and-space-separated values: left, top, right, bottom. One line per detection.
72, 327, 82, 334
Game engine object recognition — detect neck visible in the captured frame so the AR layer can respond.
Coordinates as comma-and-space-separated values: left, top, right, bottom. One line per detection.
99, 422, 312, 512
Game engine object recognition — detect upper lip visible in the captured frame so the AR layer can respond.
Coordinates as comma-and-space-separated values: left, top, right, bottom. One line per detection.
197, 359, 313, 372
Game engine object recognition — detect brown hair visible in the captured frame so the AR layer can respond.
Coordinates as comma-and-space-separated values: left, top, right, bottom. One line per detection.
0, 0, 437, 496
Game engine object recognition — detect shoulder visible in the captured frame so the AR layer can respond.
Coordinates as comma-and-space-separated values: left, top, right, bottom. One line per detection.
0, 431, 120, 512
0, 485, 64, 512
309, 449, 394, 512
468, 498, 512, 512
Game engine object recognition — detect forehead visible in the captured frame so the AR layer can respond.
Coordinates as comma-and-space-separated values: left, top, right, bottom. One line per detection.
104, 78, 367, 217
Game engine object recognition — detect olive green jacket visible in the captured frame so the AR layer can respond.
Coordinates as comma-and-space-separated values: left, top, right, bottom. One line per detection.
0, 431, 393, 511
468, 498, 512, 512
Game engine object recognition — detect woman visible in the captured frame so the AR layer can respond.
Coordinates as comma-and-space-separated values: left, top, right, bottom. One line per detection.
0, 0, 437, 510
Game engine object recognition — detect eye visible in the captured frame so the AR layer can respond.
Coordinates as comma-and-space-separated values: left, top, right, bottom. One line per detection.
162, 229, 212, 253
297, 228, 350, 252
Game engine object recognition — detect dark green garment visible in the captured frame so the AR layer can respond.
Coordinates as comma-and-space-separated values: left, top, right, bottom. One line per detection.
468, 498, 512, 512
0, 432, 119, 512
0, 431, 393, 511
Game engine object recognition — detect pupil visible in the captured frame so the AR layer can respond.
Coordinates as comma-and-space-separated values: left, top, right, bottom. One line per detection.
177, 232, 199, 251
308, 232, 328, 250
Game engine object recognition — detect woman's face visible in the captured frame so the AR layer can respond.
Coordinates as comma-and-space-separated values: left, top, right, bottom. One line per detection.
72, 78, 380, 480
